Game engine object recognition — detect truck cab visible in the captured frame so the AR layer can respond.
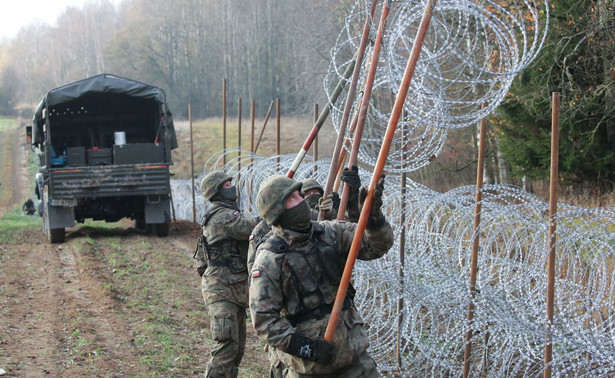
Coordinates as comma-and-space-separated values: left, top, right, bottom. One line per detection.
31, 74, 178, 242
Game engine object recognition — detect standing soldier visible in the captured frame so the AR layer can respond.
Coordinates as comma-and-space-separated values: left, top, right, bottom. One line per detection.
247, 166, 362, 274
195, 171, 259, 378
249, 174, 393, 377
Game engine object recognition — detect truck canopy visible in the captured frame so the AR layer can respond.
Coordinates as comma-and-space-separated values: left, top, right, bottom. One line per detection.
32, 73, 177, 150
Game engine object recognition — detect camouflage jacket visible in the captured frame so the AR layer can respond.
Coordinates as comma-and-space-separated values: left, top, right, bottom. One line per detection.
201, 201, 258, 307
249, 219, 394, 375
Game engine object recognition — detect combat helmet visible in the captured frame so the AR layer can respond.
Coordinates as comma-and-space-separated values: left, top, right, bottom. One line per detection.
301, 178, 324, 196
200, 171, 233, 200
257, 175, 302, 225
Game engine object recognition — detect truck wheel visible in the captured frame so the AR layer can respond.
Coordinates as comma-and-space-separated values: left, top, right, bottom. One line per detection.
134, 216, 146, 231
154, 223, 169, 237
49, 228, 66, 243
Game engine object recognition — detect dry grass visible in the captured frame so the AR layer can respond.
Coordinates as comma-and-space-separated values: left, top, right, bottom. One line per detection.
171, 116, 338, 179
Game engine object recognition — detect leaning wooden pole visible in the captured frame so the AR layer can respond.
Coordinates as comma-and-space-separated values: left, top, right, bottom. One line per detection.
332, 0, 391, 221
254, 100, 274, 154
286, 60, 356, 178
544, 92, 560, 378
189, 103, 196, 224
325, 0, 436, 342
462, 105, 489, 378
319, 0, 381, 219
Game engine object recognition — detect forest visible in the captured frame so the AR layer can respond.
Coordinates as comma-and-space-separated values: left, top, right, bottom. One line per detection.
0, 0, 613, 197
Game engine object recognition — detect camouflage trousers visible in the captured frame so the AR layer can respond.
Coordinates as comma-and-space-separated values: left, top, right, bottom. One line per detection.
205, 301, 247, 378
269, 350, 378, 378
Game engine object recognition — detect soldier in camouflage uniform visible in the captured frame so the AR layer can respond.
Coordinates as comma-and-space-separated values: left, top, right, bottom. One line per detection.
247, 167, 361, 275
195, 171, 259, 378
249, 174, 393, 377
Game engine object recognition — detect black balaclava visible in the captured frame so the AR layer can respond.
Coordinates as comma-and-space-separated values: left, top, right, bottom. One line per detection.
279, 200, 311, 231
219, 186, 237, 201
304, 193, 322, 209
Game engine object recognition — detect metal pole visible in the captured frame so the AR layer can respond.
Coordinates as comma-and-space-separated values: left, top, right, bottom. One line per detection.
463, 105, 488, 377
332, 1, 391, 221
223, 78, 227, 166
544, 92, 560, 378
325, 0, 436, 342
189, 102, 196, 224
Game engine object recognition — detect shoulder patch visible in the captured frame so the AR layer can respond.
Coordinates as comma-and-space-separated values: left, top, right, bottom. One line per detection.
233, 211, 240, 216
251, 269, 261, 278
249, 234, 254, 241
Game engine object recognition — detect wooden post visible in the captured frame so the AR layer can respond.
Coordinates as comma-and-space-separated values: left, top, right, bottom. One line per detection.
313, 104, 318, 174
276, 98, 281, 169
544, 92, 560, 378
397, 117, 407, 369
463, 105, 489, 377
325, 0, 436, 342
223, 78, 227, 166
189, 102, 196, 224
250, 99, 255, 162
237, 97, 242, 203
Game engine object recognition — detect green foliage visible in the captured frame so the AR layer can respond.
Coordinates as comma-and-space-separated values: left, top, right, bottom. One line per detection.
497, 0, 615, 186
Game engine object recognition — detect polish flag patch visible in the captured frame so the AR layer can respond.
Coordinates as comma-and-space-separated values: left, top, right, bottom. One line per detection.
251, 269, 261, 278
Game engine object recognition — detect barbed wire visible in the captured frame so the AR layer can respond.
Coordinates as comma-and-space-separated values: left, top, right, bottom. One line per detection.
171, 153, 614, 376
168, 0, 614, 375
325, 0, 549, 173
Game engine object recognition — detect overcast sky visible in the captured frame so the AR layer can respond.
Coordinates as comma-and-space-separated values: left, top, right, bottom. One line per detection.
0, 0, 119, 41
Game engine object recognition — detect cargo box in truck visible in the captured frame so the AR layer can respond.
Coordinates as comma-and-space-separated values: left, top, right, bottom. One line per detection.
30, 74, 178, 243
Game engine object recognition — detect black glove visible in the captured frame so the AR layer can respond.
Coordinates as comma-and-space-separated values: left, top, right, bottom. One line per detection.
359, 175, 386, 229
331, 192, 341, 210
341, 165, 361, 211
287, 333, 334, 364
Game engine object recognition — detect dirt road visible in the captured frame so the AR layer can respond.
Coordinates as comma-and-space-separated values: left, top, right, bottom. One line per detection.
0, 125, 268, 376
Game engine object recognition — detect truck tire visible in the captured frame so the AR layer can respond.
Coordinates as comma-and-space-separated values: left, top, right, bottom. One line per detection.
134, 215, 146, 231
49, 228, 66, 243
154, 222, 170, 237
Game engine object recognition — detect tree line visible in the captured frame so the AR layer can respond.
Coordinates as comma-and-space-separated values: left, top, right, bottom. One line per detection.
0, 0, 348, 119
0, 0, 613, 190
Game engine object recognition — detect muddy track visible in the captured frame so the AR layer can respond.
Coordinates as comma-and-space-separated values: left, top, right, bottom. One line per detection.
0, 125, 269, 376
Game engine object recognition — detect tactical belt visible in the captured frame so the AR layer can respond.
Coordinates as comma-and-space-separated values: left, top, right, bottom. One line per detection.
286, 297, 352, 327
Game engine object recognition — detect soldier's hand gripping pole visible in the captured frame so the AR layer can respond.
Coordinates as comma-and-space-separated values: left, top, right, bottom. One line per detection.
325, 0, 437, 342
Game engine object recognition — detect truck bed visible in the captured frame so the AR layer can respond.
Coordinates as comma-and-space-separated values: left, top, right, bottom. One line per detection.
48, 164, 171, 199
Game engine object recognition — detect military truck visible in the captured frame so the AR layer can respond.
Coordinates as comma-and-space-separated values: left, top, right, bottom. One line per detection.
30, 74, 178, 243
